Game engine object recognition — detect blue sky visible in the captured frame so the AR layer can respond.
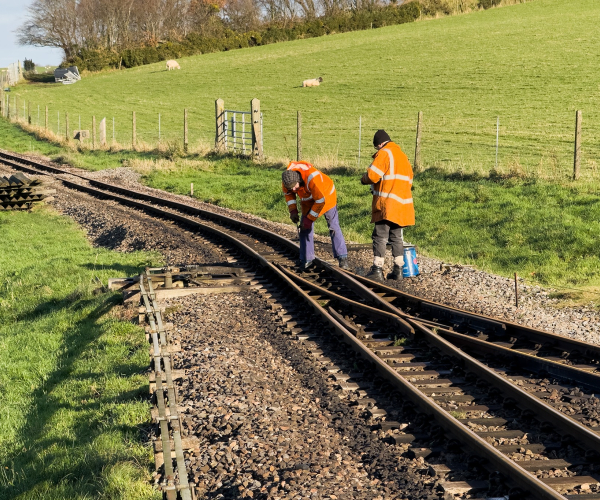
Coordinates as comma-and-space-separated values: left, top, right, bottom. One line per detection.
0, 0, 64, 68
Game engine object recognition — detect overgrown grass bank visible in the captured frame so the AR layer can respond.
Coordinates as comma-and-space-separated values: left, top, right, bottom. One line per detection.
0, 207, 161, 499
2, 114, 600, 293
139, 158, 600, 290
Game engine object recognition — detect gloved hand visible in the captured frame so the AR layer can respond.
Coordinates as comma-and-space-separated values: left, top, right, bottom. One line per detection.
301, 217, 313, 230
360, 173, 370, 185
289, 209, 299, 224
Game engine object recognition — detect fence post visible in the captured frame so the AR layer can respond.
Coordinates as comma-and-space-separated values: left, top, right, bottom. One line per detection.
45, 106, 48, 130
15, 96, 18, 121
28, 101, 31, 124
184, 108, 188, 153
0, 90, 3, 118
92, 116, 96, 148
251, 98, 263, 160
99, 117, 106, 147
414, 111, 423, 171
132, 111, 136, 149
65, 111, 69, 140
215, 99, 224, 150
573, 110, 582, 180
297, 111, 302, 161
6, 96, 10, 119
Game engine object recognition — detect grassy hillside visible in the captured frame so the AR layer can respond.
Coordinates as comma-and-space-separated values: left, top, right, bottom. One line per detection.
7, 0, 600, 176
2, 0, 600, 296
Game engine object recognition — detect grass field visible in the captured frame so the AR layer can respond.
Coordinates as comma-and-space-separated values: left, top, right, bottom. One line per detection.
6, 0, 600, 176
0, 207, 161, 499
1, 0, 600, 297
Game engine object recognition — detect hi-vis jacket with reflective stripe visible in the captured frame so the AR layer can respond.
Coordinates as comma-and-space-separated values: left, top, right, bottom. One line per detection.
361, 141, 415, 227
282, 161, 337, 221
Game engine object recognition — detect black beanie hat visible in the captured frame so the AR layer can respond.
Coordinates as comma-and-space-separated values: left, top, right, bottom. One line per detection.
373, 129, 391, 147
282, 169, 301, 189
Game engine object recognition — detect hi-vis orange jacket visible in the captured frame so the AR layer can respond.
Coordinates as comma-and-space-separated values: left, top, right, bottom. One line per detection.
361, 141, 415, 227
282, 161, 337, 221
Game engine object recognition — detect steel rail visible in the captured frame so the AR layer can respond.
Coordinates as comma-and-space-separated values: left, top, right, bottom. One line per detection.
4, 149, 597, 376
1, 149, 598, 497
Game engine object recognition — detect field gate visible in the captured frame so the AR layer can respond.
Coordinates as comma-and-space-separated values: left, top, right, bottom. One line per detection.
215, 98, 263, 159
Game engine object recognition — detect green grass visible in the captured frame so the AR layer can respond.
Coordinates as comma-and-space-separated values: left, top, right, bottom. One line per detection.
7, 0, 600, 175
0, 206, 161, 499
2, 0, 600, 296
139, 158, 600, 288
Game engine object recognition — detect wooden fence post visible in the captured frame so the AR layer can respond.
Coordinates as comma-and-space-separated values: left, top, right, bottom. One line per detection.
45, 106, 48, 130
28, 101, 31, 124
6, 96, 10, 119
414, 111, 423, 171
132, 111, 136, 149
92, 116, 96, 148
215, 99, 224, 150
99, 118, 106, 146
573, 110, 582, 180
184, 108, 188, 153
297, 111, 302, 161
251, 98, 263, 160
65, 112, 69, 140
15, 96, 18, 121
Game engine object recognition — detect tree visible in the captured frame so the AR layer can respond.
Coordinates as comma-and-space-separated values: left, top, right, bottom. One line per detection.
23, 59, 36, 72
16, 0, 80, 60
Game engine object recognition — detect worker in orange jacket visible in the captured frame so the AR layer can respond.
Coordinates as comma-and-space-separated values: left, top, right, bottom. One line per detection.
360, 130, 415, 281
282, 161, 349, 270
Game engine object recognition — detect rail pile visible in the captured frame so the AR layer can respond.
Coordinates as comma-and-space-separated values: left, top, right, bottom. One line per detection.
4, 149, 600, 498
0, 172, 54, 210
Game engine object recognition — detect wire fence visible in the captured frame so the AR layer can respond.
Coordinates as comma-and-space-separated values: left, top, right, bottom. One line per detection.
2, 93, 600, 183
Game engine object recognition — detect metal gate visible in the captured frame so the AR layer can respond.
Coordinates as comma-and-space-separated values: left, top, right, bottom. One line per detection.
223, 109, 262, 155
215, 98, 263, 159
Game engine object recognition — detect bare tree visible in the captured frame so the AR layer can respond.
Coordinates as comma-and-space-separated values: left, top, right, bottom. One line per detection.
223, 0, 261, 31
16, 0, 80, 59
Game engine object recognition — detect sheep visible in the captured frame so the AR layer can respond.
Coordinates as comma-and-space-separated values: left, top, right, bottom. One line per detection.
166, 60, 181, 71
302, 77, 323, 87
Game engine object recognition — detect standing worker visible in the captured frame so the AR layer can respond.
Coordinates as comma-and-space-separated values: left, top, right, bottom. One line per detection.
360, 130, 415, 281
282, 161, 349, 271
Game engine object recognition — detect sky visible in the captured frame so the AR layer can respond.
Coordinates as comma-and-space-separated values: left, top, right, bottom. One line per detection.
0, 0, 63, 68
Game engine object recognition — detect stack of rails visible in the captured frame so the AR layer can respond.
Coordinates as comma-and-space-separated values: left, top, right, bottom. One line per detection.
0, 173, 54, 210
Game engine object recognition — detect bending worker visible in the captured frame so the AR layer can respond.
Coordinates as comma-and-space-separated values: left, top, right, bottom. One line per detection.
282, 161, 349, 270
360, 129, 415, 281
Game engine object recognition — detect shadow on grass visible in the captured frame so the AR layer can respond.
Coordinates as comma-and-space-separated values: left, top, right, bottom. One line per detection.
1, 294, 150, 499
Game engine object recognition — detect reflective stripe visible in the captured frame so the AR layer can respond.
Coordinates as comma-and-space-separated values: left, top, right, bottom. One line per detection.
383, 148, 395, 175
306, 171, 321, 185
368, 164, 384, 177
289, 163, 309, 170
300, 195, 313, 202
373, 191, 413, 204
330, 185, 335, 195
382, 174, 413, 184
309, 209, 319, 218
287, 199, 297, 206
314, 197, 325, 203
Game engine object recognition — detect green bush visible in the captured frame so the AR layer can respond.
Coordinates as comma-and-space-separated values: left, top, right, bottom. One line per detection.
478, 0, 501, 8
67, 2, 421, 71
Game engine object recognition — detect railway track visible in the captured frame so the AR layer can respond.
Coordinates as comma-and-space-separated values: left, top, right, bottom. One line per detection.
3, 148, 600, 499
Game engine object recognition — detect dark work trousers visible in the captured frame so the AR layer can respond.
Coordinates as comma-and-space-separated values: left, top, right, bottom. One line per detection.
372, 220, 403, 258
299, 206, 347, 262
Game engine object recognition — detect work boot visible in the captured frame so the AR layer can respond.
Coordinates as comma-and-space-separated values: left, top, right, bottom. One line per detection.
386, 264, 403, 281
365, 265, 383, 282
338, 256, 350, 270
298, 260, 314, 272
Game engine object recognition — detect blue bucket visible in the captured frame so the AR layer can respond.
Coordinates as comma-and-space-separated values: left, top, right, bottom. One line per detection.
402, 245, 420, 278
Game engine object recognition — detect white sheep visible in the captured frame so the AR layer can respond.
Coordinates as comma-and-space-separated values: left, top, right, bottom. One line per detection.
166, 60, 181, 71
302, 77, 323, 87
